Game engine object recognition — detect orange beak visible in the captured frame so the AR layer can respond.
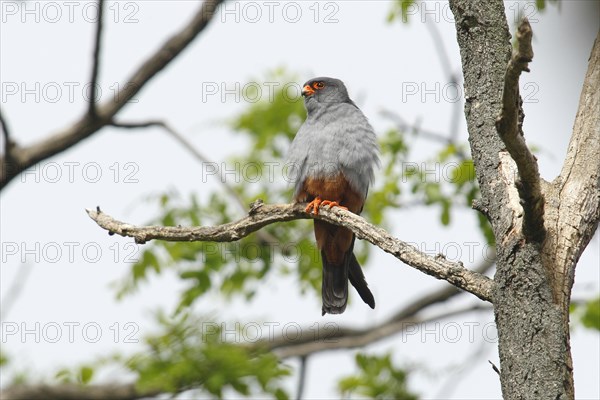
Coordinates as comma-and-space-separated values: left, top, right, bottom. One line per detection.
302, 84, 315, 97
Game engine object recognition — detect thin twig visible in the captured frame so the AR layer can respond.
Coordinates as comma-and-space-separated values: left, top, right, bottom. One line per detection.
380, 109, 468, 159
86, 203, 495, 302
381, 109, 451, 144
434, 326, 493, 397
488, 360, 501, 375
109, 120, 281, 245
0, 263, 34, 319
495, 18, 545, 243
0, 108, 14, 158
425, 22, 463, 143
296, 356, 308, 400
109, 121, 247, 212
426, 22, 454, 81
88, 0, 104, 118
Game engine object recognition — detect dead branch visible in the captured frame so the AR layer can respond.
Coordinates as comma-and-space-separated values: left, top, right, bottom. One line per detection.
86, 202, 495, 302
495, 18, 545, 243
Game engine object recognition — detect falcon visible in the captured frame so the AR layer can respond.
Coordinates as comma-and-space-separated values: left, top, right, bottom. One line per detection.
286, 77, 379, 315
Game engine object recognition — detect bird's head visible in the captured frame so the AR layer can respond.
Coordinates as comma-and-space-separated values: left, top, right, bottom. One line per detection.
301, 77, 353, 108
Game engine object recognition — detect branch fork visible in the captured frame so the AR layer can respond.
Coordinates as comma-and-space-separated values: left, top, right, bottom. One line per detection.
495, 18, 545, 243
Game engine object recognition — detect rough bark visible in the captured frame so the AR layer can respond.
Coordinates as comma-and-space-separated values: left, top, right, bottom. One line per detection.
495, 19, 546, 244
449, 1, 599, 399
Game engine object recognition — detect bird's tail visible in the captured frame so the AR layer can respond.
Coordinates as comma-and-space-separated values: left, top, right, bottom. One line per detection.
321, 248, 375, 315
348, 253, 375, 309
321, 250, 349, 315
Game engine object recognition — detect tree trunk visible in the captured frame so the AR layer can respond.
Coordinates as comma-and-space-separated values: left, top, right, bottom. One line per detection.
449, 1, 600, 398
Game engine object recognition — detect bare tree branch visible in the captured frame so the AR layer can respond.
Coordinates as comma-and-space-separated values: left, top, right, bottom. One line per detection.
495, 18, 545, 243
0, 0, 225, 190
86, 202, 495, 302
88, 0, 105, 118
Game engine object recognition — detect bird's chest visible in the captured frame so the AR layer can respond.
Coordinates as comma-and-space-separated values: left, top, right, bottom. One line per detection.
303, 124, 343, 176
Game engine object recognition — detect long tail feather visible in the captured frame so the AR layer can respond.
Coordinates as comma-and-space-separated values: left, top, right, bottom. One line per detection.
348, 253, 375, 309
321, 251, 349, 315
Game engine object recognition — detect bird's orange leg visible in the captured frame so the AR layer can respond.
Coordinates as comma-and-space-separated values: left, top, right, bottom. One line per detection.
305, 198, 348, 215
321, 200, 348, 211
305, 197, 323, 214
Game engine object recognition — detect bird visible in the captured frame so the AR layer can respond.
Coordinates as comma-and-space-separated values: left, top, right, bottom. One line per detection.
286, 77, 379, 315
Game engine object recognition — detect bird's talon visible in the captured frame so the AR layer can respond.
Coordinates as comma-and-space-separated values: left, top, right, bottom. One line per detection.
305, 197, 323, 215
305, 199, 348, 215
321, 200, 348, 211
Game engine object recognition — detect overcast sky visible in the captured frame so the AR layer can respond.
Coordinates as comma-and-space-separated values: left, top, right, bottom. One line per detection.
1, 1, 598, 398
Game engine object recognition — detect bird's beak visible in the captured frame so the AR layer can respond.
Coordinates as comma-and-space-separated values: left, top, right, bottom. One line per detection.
302, 85, 315, 97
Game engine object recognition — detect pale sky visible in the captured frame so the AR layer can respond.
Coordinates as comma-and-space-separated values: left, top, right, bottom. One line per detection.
1, 1, 598, 398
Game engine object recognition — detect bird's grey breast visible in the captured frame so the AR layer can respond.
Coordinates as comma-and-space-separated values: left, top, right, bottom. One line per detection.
287, 102, 379, 197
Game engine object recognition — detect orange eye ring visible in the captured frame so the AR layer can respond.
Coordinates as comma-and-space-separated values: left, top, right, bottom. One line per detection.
313, 82, 325, 89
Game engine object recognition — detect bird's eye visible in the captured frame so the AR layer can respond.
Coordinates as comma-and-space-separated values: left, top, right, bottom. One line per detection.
314, 82, 325, 89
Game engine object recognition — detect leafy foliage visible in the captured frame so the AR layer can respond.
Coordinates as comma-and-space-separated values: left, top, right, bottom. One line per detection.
126, 313, 290, 399
109, 70, 497, 397
338, 352, 418, 399
571, 296, 600, 331
535, 0, 560, 11
55, 365, 95, 385
0, 352, 8, 367
387, 0, 417, 23
46, 313, 290, 399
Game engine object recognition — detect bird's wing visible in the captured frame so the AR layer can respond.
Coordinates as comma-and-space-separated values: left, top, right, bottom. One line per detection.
335, 105, 380, 197
285, 123, 312, 197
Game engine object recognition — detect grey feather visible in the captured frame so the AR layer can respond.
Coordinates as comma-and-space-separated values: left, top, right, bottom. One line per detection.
286, 77, 379, 198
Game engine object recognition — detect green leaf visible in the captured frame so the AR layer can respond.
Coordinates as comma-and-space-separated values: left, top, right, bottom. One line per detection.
338, 352, 418, 399
55, 368, 72, 383
576, 296, 600, 331
440, 200, 451, 226
78, 366, 94, 385
0, 353, 6, 367
387, 0, 418, 23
